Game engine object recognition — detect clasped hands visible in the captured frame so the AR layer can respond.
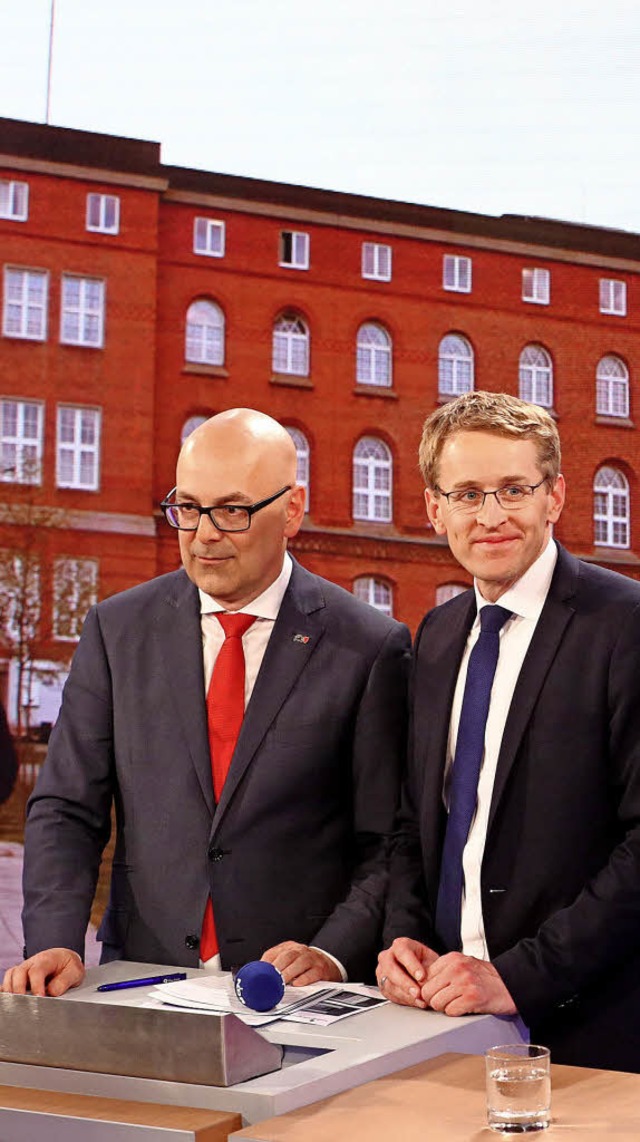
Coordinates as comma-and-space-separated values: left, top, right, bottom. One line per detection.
377, 937, 516, 1016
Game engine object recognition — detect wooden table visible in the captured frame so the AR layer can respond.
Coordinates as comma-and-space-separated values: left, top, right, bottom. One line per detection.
232, 1051, 640, 1140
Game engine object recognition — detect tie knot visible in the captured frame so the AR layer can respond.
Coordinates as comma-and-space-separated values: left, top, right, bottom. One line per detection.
215, 613, 256, 639
479, 604, 512, 634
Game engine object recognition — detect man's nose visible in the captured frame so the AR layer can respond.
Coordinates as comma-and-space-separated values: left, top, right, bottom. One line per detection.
195, 512, 224, 540
476, 491, 507, 525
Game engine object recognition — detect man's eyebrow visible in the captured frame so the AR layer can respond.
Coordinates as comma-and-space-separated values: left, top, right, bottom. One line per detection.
447, 474, 533, 490
175, 490, 252, 504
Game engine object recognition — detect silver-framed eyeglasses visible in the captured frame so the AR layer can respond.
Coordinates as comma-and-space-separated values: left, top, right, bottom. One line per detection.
161, 485, 292, 532
435, 479, 547, 514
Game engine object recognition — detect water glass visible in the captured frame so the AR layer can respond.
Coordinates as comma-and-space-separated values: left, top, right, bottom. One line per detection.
486, 1043, 551, 1133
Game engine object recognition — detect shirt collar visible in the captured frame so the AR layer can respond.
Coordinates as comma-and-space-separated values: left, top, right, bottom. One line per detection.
473, 537, 558, 624
198, 551, 293, 619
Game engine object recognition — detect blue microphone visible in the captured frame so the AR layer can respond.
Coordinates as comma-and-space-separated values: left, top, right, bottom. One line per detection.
234, 961, 285, 1011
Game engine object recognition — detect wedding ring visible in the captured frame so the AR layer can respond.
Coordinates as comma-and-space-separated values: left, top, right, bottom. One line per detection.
379, 975, 388, 989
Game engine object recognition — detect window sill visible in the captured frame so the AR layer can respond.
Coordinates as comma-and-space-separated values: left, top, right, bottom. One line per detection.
353, 385, 398, 399
595, 415, 634, 429
270, 373, 314, 389
183, 364, 229, 378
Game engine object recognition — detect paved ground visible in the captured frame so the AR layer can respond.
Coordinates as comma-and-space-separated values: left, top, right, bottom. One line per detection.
0, 842, 100, 976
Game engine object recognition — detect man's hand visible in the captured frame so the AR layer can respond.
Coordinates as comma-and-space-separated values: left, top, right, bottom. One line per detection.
1, 948, 85, 997
420, 952, 517, 1016
261, 941, 343, 986
376, 937, 440, 1008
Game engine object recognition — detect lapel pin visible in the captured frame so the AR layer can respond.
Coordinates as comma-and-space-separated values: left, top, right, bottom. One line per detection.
293, 633, 311, 644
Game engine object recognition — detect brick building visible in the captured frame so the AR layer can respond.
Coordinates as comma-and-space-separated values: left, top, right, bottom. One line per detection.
0, 117, 638, 729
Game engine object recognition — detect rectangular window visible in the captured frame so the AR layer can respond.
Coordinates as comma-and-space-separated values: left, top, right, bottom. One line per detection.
522, 267, 550, 304
279, 230, 309, 269
2, 268, 48, 340
443, 254, 472, 293
362, 242, 392, 281
56, 406, 101, 490
193, 217, 225, 257
86, 193, 120, 234
0, 399, 44, 484
0, 180, 29, 221
0, 552, 39, 644
599, 278, 626, 316
60, 275, 105, 347
53, 558, 98, 641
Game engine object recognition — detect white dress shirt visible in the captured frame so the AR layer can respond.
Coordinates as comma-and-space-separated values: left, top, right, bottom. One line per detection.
445, 538, 558, 960
198, 551, 346, 980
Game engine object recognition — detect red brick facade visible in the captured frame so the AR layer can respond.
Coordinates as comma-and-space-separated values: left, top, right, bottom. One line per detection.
1, 118, 638, 726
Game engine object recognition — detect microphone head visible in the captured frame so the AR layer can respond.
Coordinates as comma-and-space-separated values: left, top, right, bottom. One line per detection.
234, 961, 285, 1012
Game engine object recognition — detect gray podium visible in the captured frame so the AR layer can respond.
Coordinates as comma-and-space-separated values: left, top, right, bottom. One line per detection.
0, 961, 526, 1136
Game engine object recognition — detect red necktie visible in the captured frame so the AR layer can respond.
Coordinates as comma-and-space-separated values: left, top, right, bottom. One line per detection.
201, 612, 256, 960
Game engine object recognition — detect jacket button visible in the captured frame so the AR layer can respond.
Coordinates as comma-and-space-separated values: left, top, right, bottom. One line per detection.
185, 933, 200, 950
208, 846, 224, 862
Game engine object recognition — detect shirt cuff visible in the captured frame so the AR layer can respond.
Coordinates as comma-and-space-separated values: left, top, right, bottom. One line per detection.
310, 946, 347, 982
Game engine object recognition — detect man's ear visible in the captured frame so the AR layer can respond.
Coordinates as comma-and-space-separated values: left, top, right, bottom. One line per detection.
284, 485, 306, 538
425, 487, 447, 535
547, 473, 565, 524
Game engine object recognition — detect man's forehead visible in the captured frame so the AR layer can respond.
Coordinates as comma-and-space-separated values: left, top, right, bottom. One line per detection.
440, 432, 540, 468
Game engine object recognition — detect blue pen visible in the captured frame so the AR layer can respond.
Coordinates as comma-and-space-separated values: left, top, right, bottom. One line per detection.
97, 972, 187, 992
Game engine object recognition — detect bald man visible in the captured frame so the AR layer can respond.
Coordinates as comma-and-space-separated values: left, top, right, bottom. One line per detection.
4, 410, 410, 997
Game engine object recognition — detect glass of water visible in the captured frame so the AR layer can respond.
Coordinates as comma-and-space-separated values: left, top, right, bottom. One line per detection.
486, 1043, 551, 1132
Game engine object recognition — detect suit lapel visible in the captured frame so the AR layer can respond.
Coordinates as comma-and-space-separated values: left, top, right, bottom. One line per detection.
212, 562, 326, 830
488, 546, 578, 833
156, 572, 214, 816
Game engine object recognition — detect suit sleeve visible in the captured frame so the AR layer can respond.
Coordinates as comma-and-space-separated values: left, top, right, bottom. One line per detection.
494, 600, 640, 1025
22, 606, 114, 958
308, 621, 411, 980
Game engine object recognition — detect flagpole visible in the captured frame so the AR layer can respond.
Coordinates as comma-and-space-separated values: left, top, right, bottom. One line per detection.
45, 0, 56, 124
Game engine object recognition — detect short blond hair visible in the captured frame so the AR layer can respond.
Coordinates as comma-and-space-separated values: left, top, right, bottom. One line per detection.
418, 391, 561, 488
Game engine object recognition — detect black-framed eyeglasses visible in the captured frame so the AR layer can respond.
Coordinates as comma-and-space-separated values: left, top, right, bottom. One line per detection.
435, 479, 547, 515
160, 485, 292, 532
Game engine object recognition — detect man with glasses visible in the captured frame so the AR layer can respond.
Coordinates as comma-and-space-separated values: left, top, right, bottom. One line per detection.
378, 390, 640, 1070
4, 409, 409, 997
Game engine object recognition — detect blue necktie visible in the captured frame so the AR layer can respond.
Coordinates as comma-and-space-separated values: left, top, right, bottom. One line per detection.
435, 604, 512, 952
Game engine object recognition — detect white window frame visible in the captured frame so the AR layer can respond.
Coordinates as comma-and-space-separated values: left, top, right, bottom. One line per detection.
519, 344, 553, 408
272, 314, 310, 376
185, 299, 225, 365
56, 406, 101, 491
443, 255, 472, 293
53, 558, 99, 642
2, 267, 48, 341
279, 230, 309, 270
86, 193, 120, 235
0, 399, 44, 484
60, 275, 105, 348
193, 217, 225, 258
438, 334, 474, 396
435, 583, 468, 605
596, 355, 629, 419
0, 180, 29, 221
599, 278, 626, 317
352, 437, 393, 523
522, 267, 550, 305
362, 242, 392, 282
356, 322, 392, 387
0, 552, 40, 644
353, 576, 393, 616
594, 466, 630, 549
284, 426, 310, 506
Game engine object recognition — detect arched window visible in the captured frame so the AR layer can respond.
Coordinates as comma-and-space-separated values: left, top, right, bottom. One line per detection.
435, 583, 468, 605
594, 466, 630, 548
284, 426, 310, 505
356, 322, 392, 387
353, 577, 393, 616
596, 356, 629, 418
438, 334, 474, 396
181, 415, 208, 444
272, 313, 309, 376
519, 344, 553, 407
185, 300, 224, 366
352, 437, 392, 522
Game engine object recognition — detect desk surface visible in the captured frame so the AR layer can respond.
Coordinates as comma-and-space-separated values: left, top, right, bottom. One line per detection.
233, 1051, 640, 1141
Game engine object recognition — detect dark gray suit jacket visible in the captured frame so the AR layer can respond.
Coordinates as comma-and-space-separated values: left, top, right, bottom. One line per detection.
23, 560, 410, 981
385, 545, 640, 1069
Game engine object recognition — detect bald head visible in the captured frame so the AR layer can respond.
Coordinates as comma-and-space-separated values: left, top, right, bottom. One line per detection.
174, 408, 305, 608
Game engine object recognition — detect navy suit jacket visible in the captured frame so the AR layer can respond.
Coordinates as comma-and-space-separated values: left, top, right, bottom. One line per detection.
23, 559, 410, 982
385, 545, 640, 1069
